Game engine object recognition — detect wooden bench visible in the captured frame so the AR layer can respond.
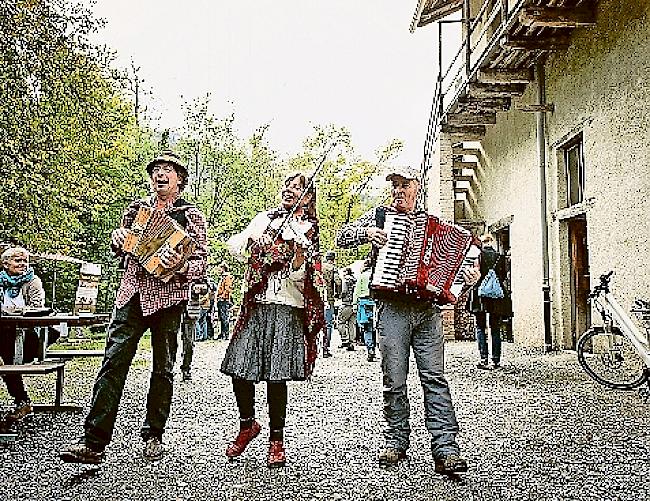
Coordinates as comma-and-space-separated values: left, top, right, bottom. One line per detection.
47, 349, 105, 359
0, 361, 81, 412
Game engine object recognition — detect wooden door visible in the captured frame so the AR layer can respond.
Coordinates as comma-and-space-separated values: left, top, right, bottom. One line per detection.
568, 217, 590, 349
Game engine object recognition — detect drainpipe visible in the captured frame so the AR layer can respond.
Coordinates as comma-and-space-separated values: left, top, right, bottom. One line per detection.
536, 61, 552, 352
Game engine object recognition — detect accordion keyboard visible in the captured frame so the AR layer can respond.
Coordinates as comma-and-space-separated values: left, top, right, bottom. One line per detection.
372, 213, 410, 289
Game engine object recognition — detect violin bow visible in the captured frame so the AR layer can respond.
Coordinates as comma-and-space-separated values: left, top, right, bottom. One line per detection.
270, 139, 341, 239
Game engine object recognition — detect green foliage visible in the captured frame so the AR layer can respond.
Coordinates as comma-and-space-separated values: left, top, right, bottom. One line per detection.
0, 0, 154, 310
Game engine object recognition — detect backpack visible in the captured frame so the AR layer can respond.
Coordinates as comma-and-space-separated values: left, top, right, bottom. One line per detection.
478, 268, 504, 299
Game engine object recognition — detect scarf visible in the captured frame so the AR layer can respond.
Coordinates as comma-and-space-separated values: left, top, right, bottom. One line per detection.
0, 268, 35, 298
232, 210, 325, 378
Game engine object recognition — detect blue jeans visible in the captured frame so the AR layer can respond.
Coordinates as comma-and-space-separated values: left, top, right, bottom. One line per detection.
195, 308, 209, 341
375, 299, 460, 456
323, 304, 335, 352
84, 296, 184, 450
475, 312, 502, 364
358, 299, 375, 352
217, 300, 231, 339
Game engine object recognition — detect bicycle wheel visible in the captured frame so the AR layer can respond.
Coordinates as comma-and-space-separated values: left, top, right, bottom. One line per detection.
577, 326, 648, 390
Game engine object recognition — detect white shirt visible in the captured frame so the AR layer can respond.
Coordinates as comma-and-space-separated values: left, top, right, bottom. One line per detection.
227, 209, 314, 309
2, 289, 26, 314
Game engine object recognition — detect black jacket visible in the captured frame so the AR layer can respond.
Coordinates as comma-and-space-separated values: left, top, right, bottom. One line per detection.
466, 246, 510, 315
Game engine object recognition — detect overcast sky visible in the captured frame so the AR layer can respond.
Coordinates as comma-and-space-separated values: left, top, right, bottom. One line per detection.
84, 0, 443, 167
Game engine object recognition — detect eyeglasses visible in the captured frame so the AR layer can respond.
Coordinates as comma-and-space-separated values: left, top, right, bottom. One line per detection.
151, 165, 175, 174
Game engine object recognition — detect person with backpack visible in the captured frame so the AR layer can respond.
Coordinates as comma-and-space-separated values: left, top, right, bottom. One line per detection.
60, 151, 208, 464
467, 233, 508, 369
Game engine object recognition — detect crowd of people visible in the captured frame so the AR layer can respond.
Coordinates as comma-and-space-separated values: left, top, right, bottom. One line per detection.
1, 150, 517, 477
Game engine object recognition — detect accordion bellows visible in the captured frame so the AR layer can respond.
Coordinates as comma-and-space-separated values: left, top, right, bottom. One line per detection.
122, 206, 196, 283
372, 211, 480, 304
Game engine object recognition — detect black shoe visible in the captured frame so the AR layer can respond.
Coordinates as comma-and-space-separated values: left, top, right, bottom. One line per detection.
378, 448, 407, 466
323, 351, 332, 358
492, 361, 501, 369
182, 371, 192, 381
346, 343, 355, 351
434, 453, 468, 475
476, 361, 490, 370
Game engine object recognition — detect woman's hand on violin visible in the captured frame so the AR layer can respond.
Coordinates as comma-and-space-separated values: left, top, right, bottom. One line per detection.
252, 233, 274, 251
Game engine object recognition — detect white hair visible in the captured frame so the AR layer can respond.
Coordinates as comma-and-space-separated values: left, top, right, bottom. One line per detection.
1, 246, 30, 265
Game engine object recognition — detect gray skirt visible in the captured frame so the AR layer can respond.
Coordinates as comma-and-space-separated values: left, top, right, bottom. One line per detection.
220, 303, 307, 382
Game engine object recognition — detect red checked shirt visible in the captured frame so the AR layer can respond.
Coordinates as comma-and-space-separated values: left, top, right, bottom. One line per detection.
113, 194, 208, 316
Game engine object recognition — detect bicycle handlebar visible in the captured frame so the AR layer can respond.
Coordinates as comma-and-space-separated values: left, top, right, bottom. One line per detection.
589, 270, 614, 299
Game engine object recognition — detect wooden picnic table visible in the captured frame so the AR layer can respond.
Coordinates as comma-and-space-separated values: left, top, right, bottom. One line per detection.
0, 313, 109, 361
0, 313, 109, 416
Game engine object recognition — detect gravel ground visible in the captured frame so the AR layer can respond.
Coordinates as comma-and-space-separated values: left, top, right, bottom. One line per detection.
1, 332, 649, 501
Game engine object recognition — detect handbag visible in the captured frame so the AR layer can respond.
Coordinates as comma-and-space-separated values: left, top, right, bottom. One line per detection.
478, 258, 504, 299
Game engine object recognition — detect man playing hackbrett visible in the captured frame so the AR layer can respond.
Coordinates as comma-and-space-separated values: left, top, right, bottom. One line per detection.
60, 151, 207, 464
336, 165, 479, 475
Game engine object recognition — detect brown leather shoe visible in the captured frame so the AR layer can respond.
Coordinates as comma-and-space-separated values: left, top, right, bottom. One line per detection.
6, 401, 32, 423
267, 440, 286, 468
59, 442, 105, 465
378, 447, 407, 466
434, 453, 468, 475
225, 420, 261, 458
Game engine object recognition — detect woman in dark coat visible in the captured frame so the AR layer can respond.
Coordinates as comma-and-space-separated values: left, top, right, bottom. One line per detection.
466, 234, 509, 369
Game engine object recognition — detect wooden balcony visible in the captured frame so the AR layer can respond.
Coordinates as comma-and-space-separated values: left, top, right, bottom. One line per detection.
415, 0, 599, 143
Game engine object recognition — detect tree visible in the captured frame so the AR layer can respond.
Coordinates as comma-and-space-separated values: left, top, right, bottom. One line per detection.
0, 0, 155, 310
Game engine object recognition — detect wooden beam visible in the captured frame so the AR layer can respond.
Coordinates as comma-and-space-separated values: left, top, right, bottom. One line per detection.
516, 103, 555, 113
419, 1, 464, 27
452, 147, 481, 157
453, 168, 476, 181
453, 161, 477, 171
446, 112, 497, 126
441, 124, 486, 139
519, 7, 596, 29
478, 68, 534, 85
457, 96, 511, 112
502, 35, 572, 51
468, 82, 526, 99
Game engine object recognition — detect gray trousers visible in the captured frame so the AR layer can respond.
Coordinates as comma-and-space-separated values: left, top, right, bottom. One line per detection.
337, 304, 356, 344
376, 299, 460, 456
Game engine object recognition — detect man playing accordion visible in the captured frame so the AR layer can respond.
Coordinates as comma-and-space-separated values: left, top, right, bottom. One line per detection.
60, 151, 207, 464
336, 165, 479, 475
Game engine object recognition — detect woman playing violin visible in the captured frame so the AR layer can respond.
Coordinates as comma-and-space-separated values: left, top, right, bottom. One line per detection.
220, 172, 325, 468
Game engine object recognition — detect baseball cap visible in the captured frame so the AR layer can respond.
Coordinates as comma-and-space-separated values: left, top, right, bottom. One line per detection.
385, 165, 420, 182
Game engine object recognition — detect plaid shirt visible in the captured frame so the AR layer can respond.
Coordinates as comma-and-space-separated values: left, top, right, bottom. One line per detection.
114, 194, 208, 316
335, 207, 379, 248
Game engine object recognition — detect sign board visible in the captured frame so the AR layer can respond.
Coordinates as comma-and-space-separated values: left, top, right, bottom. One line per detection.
74, 262, 102, 315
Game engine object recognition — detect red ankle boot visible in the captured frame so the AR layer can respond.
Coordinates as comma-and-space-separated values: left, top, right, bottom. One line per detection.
267, 440, 286, 468
226, 420, 261, 458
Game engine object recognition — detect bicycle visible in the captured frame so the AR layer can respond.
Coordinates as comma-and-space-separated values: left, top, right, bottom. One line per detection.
576, 271, 650, 390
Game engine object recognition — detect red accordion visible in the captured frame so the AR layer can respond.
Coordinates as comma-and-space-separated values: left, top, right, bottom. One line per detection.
371, 211, 480, 304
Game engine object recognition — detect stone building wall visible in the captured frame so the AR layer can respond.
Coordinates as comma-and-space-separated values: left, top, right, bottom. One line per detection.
472, 0, 650, 348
